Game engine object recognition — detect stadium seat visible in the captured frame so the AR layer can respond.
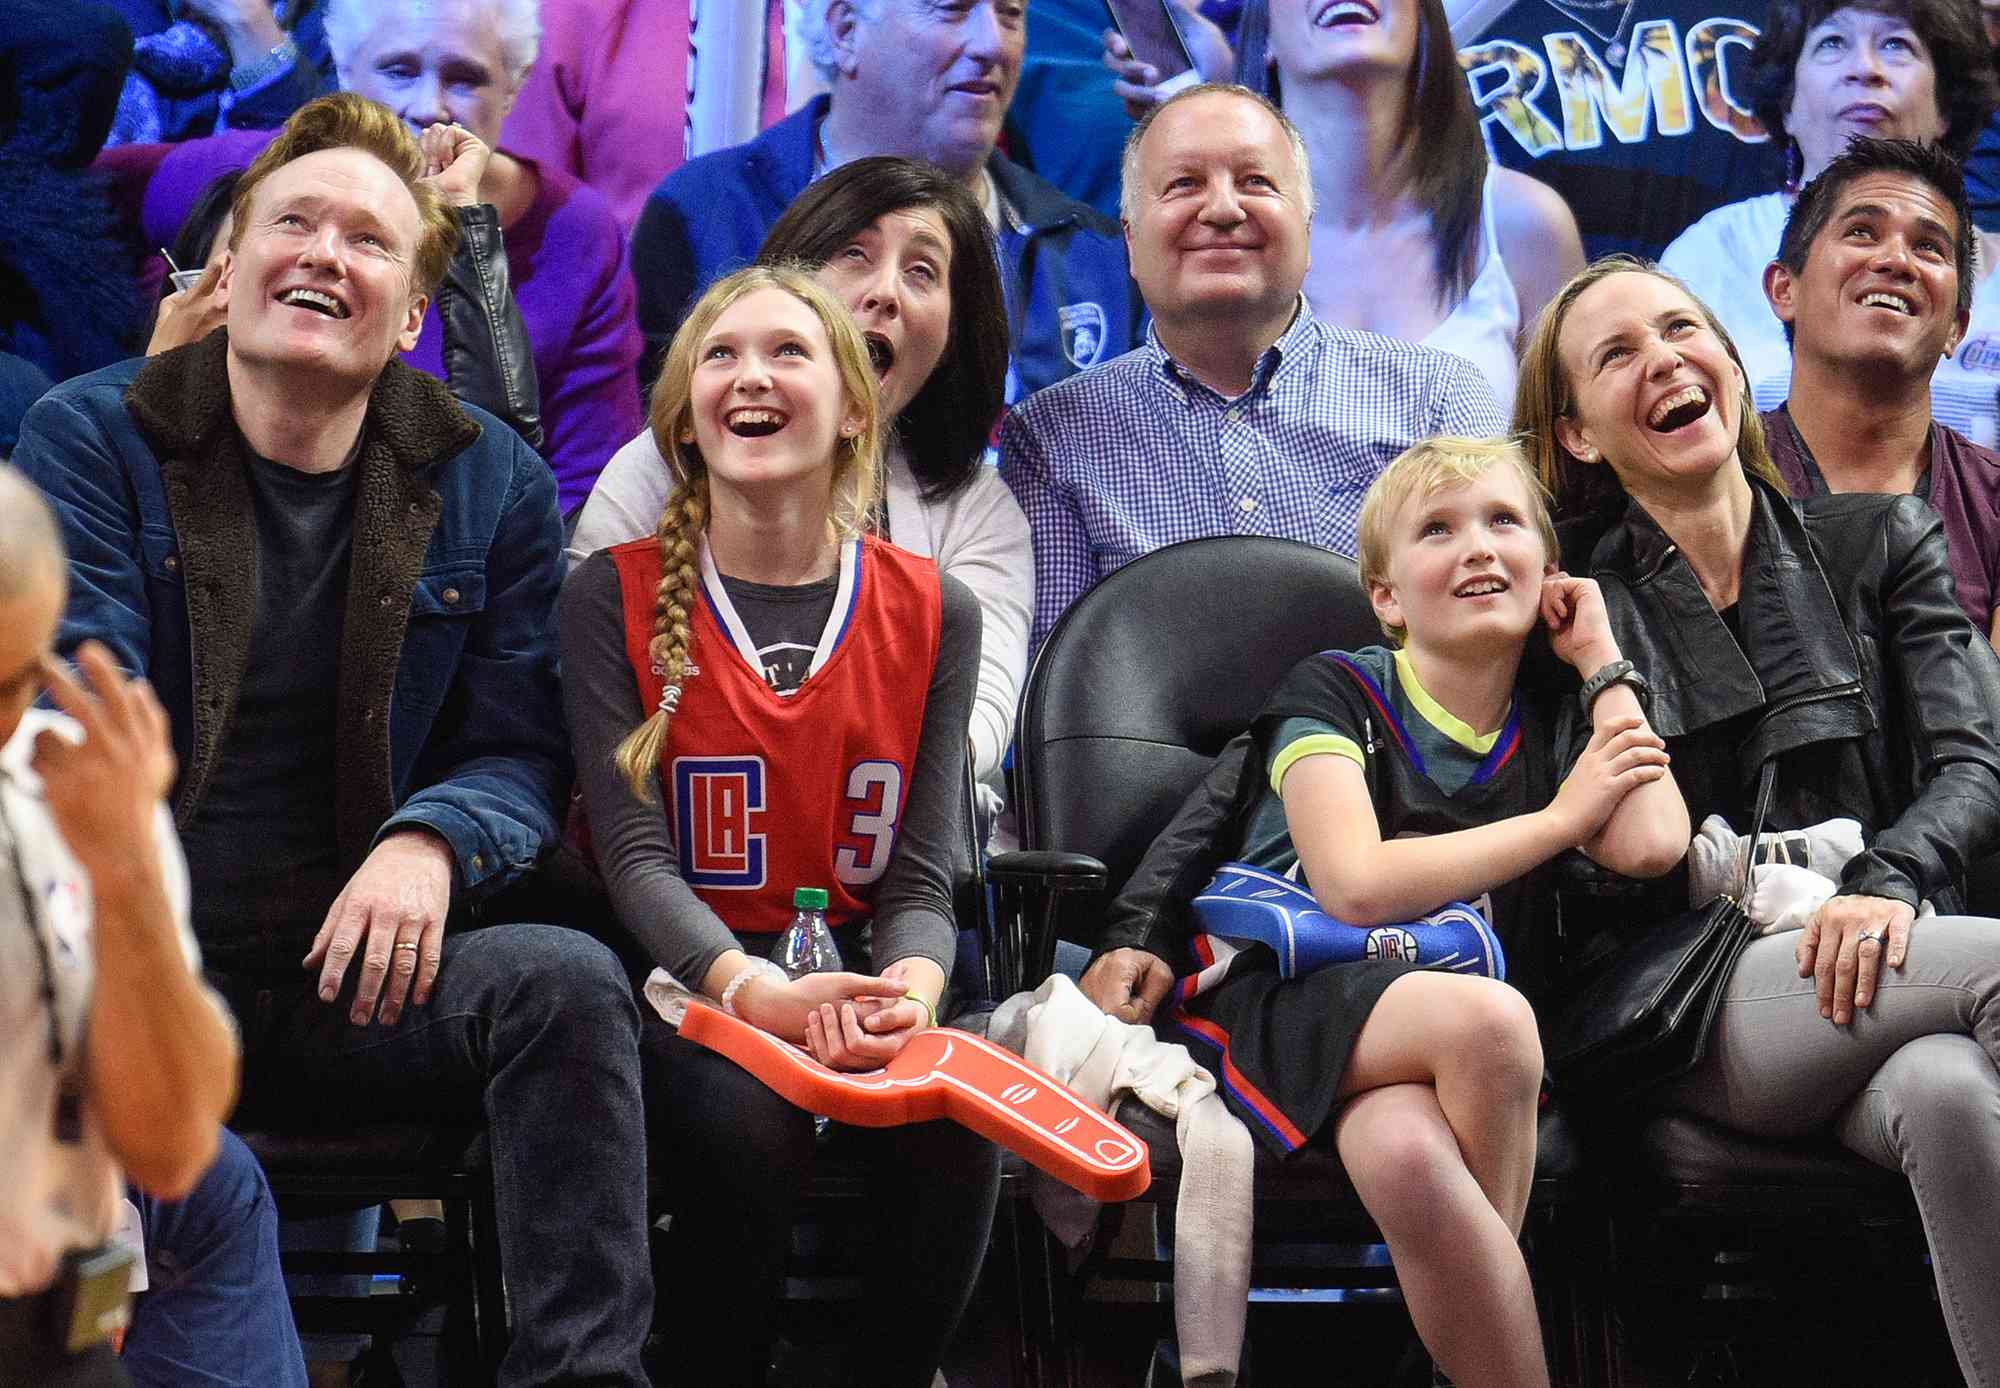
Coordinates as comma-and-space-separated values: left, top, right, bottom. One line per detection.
237, 1124, 505, 1385
987, 536, 1599, 1386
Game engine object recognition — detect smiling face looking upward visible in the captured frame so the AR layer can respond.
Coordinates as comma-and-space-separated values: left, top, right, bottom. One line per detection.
1268, 0, 1420, 83
1554, 271, 1749, 505
222, 145, 428, 387
1369, 462, 1552, 658
681, 286, 866, 507
1768, 170, 1967, 376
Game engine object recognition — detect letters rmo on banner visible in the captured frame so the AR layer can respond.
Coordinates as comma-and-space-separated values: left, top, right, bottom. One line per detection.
1459, 18, 1771, 155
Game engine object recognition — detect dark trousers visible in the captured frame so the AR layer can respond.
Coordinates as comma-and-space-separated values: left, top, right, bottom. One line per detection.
212, 923, 653, 1388
642, 1013, 1001, 1387
125, 1129, 306, 1387
0, 1294, 131, 1387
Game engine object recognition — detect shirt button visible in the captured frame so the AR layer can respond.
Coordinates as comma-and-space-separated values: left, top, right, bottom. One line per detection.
1238, 497, 1258, 513
471, 854, 485, 874
163, 554, 179, 573
442, 587, 460, 606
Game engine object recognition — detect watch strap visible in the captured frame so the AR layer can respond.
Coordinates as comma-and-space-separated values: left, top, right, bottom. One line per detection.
1579, 658, 1650, 715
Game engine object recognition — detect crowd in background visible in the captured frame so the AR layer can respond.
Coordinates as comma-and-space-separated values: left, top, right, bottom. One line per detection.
7, 0, 2000, 1385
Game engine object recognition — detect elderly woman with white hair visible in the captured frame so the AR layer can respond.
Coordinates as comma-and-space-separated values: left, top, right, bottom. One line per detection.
129, 0, 644, 513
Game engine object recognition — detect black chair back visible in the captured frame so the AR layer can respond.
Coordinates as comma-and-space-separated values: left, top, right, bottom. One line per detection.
1014, 536, 1380, 950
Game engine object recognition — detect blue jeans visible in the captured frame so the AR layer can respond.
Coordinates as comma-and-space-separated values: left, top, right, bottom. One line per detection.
213, 922, 653, 1388
126, 1129, 307, 1387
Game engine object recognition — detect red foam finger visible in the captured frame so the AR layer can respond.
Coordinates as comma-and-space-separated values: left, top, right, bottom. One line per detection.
680, 1004, 1152, 1203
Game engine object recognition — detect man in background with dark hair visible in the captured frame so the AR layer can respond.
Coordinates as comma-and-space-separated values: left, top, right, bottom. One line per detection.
1763, 136, 2000, 646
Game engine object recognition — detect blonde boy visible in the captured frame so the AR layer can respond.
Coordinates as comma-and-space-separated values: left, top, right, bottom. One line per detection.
1079, 438, 1688, 1383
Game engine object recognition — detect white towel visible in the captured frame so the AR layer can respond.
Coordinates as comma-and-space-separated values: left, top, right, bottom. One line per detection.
989, 977, 1254, 1386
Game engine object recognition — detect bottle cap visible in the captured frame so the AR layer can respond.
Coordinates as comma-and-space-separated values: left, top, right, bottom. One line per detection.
793, 886, 830, 910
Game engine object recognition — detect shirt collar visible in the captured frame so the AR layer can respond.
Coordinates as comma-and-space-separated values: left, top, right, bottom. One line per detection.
814, 106, 1015, 232
1145, 297, 1319, 403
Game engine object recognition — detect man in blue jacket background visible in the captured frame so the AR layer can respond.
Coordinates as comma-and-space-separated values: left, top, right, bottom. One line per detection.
630, 0, 1142, 413
12, 94, 653, 1386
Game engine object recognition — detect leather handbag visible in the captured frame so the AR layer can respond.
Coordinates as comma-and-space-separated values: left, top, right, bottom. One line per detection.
1547, 762, 1777, 1103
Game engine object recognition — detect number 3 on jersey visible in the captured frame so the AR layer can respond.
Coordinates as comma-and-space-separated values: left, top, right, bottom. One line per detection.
674, 756, 905, 891
835, 761, 904, 887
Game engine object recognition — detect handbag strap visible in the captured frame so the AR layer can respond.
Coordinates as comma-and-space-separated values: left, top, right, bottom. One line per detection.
1735, 760, 1780, 898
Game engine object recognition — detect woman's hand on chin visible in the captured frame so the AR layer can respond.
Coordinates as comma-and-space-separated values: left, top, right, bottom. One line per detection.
1798, 894, 1917, 1025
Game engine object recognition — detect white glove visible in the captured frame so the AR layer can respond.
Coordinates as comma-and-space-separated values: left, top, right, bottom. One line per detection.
1745, 862, 1838, 936
1687, 815, 1866, 906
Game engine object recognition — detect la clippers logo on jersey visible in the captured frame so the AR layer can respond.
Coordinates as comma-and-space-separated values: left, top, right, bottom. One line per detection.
674, 756, 768, 889
1957, 334, 2000, 375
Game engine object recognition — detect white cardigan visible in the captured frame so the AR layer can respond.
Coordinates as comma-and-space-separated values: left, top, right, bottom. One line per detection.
569, 428, 1033, 787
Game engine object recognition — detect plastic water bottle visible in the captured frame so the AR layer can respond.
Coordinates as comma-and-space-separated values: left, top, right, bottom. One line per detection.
776, 887, 839, 1136
776, 886, 839, 979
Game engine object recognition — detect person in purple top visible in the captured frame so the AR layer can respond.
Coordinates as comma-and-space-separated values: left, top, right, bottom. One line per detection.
1761, 137, 2000, 646
129, 0, 643, 515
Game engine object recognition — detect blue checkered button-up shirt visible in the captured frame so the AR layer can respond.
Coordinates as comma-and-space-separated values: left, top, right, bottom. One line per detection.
999, 301, 1508, 652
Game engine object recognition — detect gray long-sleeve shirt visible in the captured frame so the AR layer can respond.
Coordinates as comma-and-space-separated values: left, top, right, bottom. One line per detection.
560, 548, 979, 992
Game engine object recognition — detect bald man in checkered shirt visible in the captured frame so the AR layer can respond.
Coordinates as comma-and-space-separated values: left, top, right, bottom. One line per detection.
1001, 84, 1507, 653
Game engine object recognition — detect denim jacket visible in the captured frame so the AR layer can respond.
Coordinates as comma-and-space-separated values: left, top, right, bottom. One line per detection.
12, 333, 571, 897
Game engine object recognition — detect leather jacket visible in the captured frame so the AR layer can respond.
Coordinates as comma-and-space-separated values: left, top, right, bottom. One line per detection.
439, 203, 543, 453
1575, 477, 2000, 913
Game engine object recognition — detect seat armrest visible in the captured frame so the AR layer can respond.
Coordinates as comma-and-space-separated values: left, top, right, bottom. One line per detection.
987, 850, 1109, 892
985, 852, 1111, 995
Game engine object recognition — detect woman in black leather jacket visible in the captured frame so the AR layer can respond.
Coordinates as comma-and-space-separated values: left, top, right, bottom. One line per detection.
146, 122, 542, 452
1516, 256, 2000, 1384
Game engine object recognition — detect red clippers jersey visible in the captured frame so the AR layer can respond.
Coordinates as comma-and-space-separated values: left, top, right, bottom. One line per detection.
610, 533, 943, 935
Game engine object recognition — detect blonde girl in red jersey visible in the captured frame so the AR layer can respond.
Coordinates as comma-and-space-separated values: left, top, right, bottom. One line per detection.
561, 264, 994, 1385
